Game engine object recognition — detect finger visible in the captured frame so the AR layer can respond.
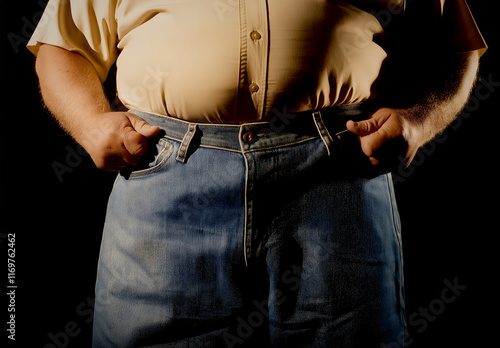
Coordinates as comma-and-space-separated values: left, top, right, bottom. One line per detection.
123, 129, 150, 159
359, 130, 390, 157
127, 114, 161, 138
368, 156, 380, 166
94, 155, 131, 171
346, 118, 381, 136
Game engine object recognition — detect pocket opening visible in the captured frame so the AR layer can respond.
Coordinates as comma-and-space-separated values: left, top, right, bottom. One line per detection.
123, 138, 174, 179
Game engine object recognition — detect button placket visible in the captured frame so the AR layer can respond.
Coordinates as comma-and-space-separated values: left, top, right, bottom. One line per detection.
244, 0, 269, 119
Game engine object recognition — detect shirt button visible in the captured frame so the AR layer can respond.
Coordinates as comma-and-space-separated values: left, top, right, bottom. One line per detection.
242, 132, 256, 144
250, 30, 262, 41
249, 83, 259, 93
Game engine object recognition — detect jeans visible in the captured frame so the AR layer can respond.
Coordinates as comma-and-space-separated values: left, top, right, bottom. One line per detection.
92, 105, 406, 347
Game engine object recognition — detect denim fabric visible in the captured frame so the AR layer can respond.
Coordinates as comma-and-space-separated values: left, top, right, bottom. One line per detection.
92, 106, 406, 347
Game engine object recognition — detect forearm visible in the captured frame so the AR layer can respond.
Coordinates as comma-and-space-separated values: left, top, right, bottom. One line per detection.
398, 51, 480, 158
35, 44, 161, 171
35, 44, 111, 145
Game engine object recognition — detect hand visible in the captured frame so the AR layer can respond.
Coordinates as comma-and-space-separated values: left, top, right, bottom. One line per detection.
78, 112, 161, 171
346, 108, 406, 166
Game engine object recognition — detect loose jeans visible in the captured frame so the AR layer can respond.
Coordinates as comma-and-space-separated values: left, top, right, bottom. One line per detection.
92, 105, 406, 347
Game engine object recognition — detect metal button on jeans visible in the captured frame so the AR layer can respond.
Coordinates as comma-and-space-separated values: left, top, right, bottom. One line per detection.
242, 132, 256, 144
94, 108, 405, 347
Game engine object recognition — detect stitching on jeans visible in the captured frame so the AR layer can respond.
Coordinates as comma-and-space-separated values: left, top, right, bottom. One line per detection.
243, 153, 250, 267
176, 124, 197, 163
128, 139, 174, 178
312, 111, 333, 156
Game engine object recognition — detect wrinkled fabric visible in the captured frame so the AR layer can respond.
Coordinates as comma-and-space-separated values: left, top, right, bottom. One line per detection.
27, 0, 485, 123
93, 106, 406, 347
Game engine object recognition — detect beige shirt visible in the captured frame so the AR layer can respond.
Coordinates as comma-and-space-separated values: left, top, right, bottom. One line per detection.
27, 0, 486, 123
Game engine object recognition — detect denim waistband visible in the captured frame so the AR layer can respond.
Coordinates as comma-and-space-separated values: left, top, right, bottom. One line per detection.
130, 102, 380, 161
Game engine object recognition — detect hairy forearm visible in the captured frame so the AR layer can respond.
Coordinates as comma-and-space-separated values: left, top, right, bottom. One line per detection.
398, 51, 480, 158
35, 44, 161, 171
35, 44, 111, 143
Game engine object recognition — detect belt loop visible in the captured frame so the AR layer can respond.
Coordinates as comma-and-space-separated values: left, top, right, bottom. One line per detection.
176, 123, 198, 163
312, 111, 334, 156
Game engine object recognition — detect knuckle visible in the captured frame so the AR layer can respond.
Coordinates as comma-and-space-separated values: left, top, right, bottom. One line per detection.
92, 157, 107, 170
126, 133, 148, 156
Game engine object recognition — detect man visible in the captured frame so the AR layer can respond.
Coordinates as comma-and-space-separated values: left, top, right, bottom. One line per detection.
28, 0, 486, 347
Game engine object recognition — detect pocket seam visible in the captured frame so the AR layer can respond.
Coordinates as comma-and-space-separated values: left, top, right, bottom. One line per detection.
127, 139, 174, 178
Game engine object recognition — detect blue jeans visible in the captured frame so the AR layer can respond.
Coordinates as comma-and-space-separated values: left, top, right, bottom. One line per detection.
92, 105, 406, 347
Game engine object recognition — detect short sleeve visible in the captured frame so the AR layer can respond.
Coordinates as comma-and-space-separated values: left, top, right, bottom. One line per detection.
401, 0, 487, 57
27, 0, 119, 82
441, 0, 487, 56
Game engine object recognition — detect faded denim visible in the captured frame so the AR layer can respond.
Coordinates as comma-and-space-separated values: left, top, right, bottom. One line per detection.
92, 105, 406, 347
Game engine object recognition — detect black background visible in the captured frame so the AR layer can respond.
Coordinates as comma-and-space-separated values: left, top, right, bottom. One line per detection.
1, 1, 498, 347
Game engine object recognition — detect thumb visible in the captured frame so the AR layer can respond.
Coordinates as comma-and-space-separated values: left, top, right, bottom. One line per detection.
120, 114, 160, 160
126, 113, 161, 138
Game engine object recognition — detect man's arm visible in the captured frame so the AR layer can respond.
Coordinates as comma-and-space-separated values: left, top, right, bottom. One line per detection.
35, 44, 160, 171
347, 50, 480, 165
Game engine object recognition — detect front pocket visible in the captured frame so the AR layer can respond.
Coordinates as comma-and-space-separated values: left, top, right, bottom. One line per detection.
126, 138, 174, 178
